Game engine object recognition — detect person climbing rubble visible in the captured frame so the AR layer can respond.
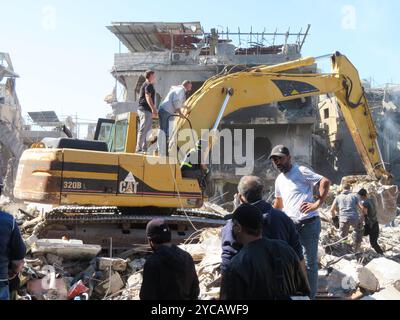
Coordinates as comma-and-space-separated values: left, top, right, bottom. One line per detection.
358, 188, 384, 255
330, 184, 364, 252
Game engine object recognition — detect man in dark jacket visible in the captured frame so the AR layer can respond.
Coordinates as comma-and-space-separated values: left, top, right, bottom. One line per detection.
358, 188, 384, 254
0, 210, 26, 300
140, 219, 200, 300
221, 204, 310, 300
221, 176, 307, 281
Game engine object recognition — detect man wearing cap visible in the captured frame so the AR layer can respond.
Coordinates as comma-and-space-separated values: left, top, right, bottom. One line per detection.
140, 219, 200, 300
270, 145, 331, 299
220, 204, 310, 300
221, 176, 308, 284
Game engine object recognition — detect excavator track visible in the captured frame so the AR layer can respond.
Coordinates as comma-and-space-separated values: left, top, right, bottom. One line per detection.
33, 206, 227, 250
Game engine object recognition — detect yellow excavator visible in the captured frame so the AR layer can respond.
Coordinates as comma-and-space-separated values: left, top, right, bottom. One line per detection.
14, 52, 391, 248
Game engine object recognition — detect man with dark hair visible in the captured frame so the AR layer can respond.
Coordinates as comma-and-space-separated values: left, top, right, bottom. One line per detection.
358, 188, 384, 255
271, 145, 331, 299
221, 204, 310, 300
140, 219, 199, 300
330, 184, 364, 252
221, 176, 307, 284
0, 210, 26, 300
157, 80, 193, 156
136, 70, 157, 153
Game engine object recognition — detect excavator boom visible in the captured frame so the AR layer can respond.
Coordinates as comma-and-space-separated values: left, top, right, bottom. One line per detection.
172, 52, 389, 181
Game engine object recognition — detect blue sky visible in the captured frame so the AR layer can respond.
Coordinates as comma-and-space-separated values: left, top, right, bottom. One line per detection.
1, 0, 399, 121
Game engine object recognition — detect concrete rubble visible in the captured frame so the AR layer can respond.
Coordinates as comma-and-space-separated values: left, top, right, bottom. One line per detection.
317, 180, 400, 299
2, 194, 400, 300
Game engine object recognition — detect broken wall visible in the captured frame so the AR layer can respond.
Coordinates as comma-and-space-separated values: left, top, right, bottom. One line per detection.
314, 96, 365, 184
0, 53, 25, 196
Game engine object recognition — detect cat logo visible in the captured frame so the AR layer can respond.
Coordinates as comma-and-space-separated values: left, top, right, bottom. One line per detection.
119, 172, 139, 194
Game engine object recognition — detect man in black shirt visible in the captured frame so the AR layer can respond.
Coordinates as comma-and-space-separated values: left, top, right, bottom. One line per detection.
0, 210, 26, 300
136, 70, 157, 153
358, 189, 384, 255
221, 204, 310, 300
221, 176, 307, 281
140, 219, 200, 300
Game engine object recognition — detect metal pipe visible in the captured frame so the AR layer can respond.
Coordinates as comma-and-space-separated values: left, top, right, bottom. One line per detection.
212, 89, 233, 131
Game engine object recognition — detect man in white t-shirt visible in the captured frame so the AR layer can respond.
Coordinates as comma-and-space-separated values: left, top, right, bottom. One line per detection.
157, 80, 192, 156
270, 145, 331, 299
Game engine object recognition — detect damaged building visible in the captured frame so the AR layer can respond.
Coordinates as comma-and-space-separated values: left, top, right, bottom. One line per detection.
315, 83, 400, 187
0, 52, 25, 196
107, 21, 315, 200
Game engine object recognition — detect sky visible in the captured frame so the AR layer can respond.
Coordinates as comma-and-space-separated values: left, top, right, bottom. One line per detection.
1, 0, 399, 122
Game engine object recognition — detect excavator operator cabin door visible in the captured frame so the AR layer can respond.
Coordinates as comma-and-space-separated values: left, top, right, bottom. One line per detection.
94, 118, 115, 151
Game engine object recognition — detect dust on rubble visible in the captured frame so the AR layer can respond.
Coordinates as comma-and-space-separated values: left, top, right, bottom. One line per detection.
3, 196, 400, 300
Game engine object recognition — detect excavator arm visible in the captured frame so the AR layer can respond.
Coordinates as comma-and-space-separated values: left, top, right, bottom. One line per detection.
171, 52, 389, 181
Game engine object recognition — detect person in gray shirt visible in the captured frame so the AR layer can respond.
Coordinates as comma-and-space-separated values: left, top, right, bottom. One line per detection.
157, 81, 192, 156
330, 184, 364, 251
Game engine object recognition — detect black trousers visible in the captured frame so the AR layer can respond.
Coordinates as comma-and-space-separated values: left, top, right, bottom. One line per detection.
364, 222, 384, 254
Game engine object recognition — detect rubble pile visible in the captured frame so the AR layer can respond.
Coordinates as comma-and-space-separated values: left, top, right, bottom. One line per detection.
318, 209, 400, 299
2, 194, 399, 300
12, 234, 151, 300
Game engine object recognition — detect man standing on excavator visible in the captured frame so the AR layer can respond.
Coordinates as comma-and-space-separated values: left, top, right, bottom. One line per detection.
136, 70, 158, 153
271, 145, 331, 299
157, 80, 193, 156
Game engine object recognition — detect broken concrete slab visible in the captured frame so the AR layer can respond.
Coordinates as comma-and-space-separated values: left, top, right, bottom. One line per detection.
31, 239, 101, 260
362, 286, 400, 300
356, 265, 379, 292
365, 257, 400, 288
127, 273, 142, 289
98, 257, 128, 272
94, 272, 124, 296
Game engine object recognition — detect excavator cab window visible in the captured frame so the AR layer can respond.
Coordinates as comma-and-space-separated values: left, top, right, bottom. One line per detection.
94, 118, 114, 145
94, 118, 128, 152
113, 119, 128, 152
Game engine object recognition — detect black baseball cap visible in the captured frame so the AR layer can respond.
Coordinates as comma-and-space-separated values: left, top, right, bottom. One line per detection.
232, 204, 262, 230
146, 219, 171, 244
269, 145, 290, 159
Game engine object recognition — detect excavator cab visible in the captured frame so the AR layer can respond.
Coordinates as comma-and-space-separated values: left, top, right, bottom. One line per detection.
94, 112, 137, 153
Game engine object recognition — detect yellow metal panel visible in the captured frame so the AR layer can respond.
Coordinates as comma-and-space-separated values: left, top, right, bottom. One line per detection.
62, 149, 118, 165
118, 153, 144, 197
125, 112, 137, 153
142, 155, 176, 193
62, 171, 118, 180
